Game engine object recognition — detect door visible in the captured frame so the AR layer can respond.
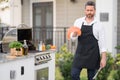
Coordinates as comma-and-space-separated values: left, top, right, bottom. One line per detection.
33, 2, 53, 46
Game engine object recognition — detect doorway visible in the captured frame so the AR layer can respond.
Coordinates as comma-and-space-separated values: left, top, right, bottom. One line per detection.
32, 2, 53, 45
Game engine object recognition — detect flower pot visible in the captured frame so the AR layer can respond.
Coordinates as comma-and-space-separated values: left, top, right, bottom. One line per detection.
10, 48, 23, 56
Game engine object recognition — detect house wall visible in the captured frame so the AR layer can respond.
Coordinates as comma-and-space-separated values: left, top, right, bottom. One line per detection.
0, 0, 22, 27
22, 0, 30, 27
96, 0, 117, 54
117, 0, 120, 53
0, 0, 117, 53
56, 0, 95, 27
22, 0, 117, 53
0, 8, 10, 25
22, 0, 95, 27
10, 0, 22, 26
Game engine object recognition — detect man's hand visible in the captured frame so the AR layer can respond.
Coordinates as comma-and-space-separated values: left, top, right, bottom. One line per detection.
100, 52, 106, 68
72, 32, 78, 37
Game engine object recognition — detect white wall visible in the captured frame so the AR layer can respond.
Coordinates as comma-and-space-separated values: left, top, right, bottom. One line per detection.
10, 0, 22, 26
0, 2, 10, 25
0, 0, 22, 26
96, 0, 117, 54
22, 0, 30, 26
0, 8, 10, 25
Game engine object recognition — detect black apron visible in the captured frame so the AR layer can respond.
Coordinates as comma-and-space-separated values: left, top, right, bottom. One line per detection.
72, 23, 100, 69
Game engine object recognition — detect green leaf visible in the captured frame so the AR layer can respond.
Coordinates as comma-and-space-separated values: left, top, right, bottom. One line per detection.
9, 41, 23, 48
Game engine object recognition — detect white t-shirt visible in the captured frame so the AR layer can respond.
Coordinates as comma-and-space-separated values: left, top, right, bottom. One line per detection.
71, 16, 106, 53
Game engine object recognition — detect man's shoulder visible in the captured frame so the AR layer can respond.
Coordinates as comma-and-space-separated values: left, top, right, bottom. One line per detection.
74, 17, 85, 24
74, 17, 85, 27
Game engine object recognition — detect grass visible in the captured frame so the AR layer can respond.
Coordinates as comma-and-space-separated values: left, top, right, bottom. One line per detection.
81, 69, 87, 80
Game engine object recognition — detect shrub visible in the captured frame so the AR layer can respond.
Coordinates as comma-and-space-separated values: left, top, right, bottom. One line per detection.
55, 67, 64, 80
107, 70, 117, 80
96, 53, 114, 80
112, 53, 120, 80
96, 53, 120, 80
56, 45, 120, 80
55, 44, 74, 80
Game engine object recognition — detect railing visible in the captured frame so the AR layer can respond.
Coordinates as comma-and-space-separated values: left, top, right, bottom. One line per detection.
0, 26, 77, 53
33, 27, 77, 53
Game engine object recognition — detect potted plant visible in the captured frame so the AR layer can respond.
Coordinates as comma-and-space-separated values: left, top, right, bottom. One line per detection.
9, 41, 23, 56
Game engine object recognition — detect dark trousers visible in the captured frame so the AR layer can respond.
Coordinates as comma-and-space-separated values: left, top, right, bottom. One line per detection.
71, 67, 96, 80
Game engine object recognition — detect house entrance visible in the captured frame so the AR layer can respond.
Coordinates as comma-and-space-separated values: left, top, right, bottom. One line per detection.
32, 2, 53, 45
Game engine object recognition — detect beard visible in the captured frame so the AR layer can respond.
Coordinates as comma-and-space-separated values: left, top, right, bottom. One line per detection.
86, 14, 94, 19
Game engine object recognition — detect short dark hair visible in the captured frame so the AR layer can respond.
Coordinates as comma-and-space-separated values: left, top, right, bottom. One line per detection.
85, 1, 96, 10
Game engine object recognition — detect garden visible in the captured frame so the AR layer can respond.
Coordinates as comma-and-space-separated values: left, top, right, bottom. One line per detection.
55, 44, 120, 80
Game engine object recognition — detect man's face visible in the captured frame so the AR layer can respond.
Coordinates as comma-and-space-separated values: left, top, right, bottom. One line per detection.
85, 6, 95, 19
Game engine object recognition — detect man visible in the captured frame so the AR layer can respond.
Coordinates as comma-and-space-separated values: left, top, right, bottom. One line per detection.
71, 1, 106, 80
